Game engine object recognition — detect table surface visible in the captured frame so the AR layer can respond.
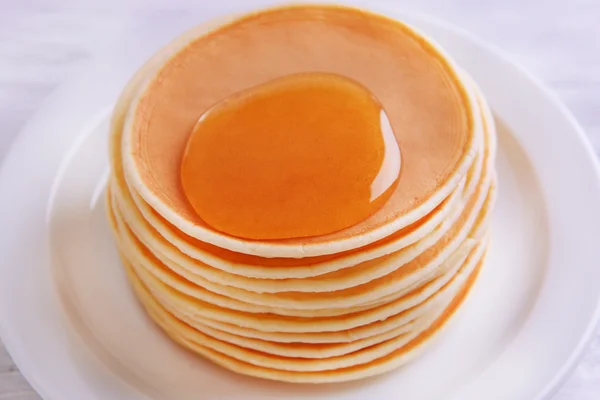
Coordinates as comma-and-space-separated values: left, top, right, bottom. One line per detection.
1, 0, 599, 398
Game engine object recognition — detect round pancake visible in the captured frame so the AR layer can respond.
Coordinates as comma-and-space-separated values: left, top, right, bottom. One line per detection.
118, 4, 481, 257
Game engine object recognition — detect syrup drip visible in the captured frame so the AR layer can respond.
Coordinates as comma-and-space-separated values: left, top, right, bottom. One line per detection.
181, 72, 401, 240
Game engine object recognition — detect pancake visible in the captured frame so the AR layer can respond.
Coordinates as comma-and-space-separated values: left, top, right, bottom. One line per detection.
119, 4, 482, 257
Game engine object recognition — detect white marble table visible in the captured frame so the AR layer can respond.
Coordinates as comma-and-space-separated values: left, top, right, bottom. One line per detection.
1, 0, 599, 398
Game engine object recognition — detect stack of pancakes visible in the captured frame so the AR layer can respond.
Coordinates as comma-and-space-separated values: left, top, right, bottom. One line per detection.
107, 5, 497, 383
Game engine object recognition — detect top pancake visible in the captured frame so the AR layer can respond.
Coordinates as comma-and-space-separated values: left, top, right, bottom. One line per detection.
120, 4, 480, 257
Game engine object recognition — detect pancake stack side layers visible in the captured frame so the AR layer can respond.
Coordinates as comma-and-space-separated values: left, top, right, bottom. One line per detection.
107, 4, 497, 383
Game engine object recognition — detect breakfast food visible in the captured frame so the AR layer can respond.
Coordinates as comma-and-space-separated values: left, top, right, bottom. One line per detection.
107, 4, 497, 383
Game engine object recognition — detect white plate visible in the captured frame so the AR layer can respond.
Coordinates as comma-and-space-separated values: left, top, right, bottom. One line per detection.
1, 2, 600, 399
